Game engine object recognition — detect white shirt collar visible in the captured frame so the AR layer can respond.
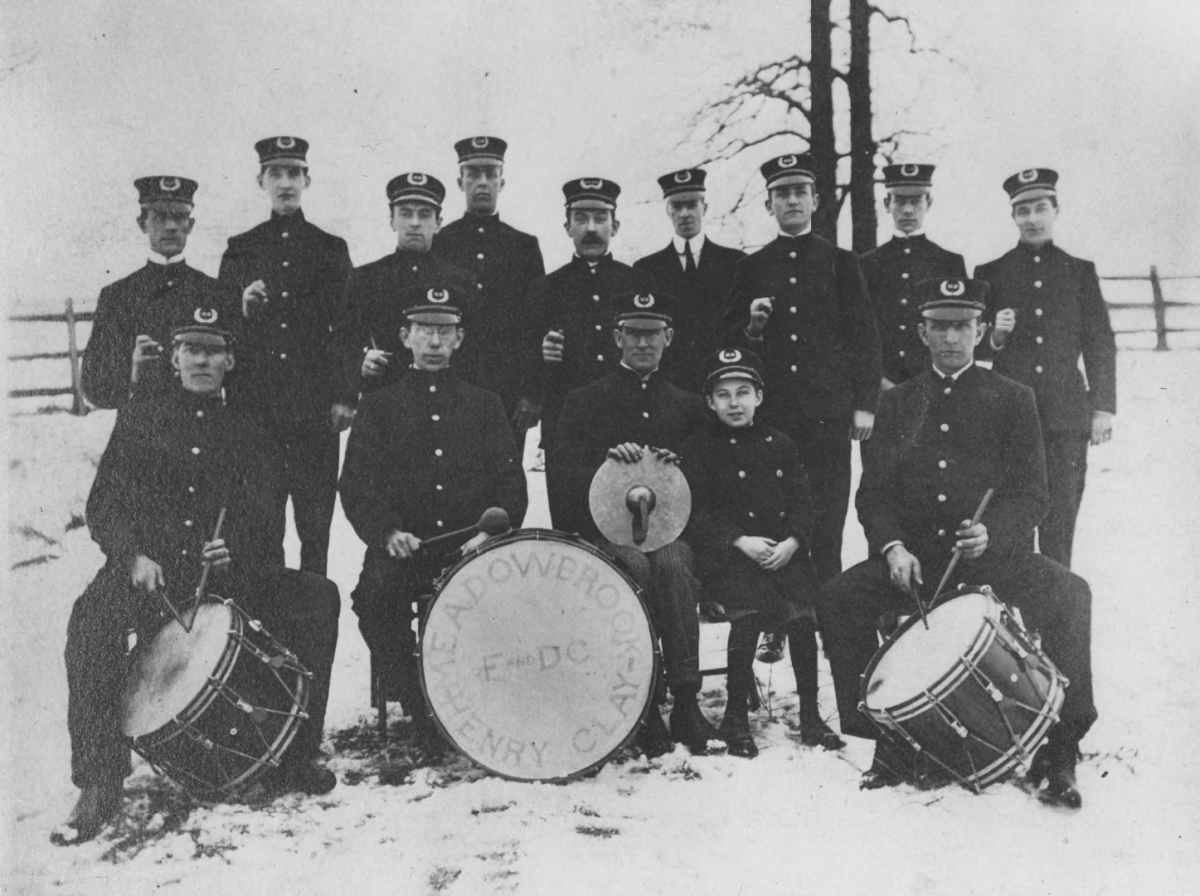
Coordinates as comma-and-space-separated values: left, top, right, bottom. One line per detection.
778, 224, 812, 239
933, 360, 974, 382
672, 233, 705, 255
148, 251, 185, 266
894, 228, 925, 239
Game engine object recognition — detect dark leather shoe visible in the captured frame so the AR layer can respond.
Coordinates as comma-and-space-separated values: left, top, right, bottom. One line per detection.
755, 632, 786, 664
670, 697, 714, 755
635, 710, 674, 759
1038, 766, 1082, 809
860, 749, 905, 791
1027, 740, 1082, 809
795, 713, 847, 751
718, 715, 758, 759
50, 783, 122, 846
284, 758, 338, 796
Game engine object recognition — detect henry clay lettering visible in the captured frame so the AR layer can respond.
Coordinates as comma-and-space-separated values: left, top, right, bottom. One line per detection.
420, 536, 656, 780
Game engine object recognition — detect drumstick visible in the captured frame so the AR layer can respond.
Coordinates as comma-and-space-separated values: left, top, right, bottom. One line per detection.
927, 488, 996, 609
419, 507, 510, 551
186, 506, 227, 632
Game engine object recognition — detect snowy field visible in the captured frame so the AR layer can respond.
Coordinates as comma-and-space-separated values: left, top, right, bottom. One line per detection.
3, 351, 1200, 895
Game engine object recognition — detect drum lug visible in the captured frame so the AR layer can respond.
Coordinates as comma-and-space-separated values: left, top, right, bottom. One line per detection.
882, 710, 922, 751
961, 655, 1004, 703
923, 690, 969, 739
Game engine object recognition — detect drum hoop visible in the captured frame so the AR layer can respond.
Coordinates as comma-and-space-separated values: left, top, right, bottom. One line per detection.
419, 527, 661, 783
859, 590, 1000, 718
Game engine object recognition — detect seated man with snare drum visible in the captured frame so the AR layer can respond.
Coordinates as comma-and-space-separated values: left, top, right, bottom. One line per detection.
54, 301, 341, 846
547, 291, 713, 756
338, 286, 528, 766
816, 278, 1096, 808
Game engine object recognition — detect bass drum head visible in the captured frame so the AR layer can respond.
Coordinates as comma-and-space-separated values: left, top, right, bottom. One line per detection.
863, 591, 993, 711
121, 602, 234, 737
421, 530, 658, 782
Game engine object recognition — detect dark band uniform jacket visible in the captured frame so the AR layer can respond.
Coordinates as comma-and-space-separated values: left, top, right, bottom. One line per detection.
524, 256, 656, 447
975, 243, 1117, 434
339, 367, 528, 553
722, 233, 882, 429
681, 419, 818, 618
82, 262, 217, 409
335, 251, 474, 396
547, 366, 706, 541
860, 235, 967, 385
216, 210, 354, 428
432, 214, 545, 413
633, 238, 745, 394
858, 364, 1047, 564
67, 389, 339, 788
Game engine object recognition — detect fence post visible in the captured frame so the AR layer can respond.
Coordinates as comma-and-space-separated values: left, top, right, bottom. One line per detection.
1149, 265, 1169, 351
64, 297, 87, 415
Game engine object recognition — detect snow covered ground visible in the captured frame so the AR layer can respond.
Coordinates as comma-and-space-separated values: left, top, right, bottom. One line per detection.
3, 351, 1199, 895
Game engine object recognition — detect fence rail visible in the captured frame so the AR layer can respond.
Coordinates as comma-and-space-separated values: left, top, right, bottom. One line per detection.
9, 265, 1200, 413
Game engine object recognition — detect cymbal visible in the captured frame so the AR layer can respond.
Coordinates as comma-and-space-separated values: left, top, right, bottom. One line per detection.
589, 451, 692, 553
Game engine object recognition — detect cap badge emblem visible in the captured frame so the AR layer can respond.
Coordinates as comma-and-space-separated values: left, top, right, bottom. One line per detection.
674, 171, 692, 183
719, 349, 742, 363
940, 280, 966, 297
409, 173, 428, 186
580, 178, 604, 190
276, 136, 296, 150
194, 307, 219, 324
633, 294, 655, 309
1018, 169, 1038, 184
779, 155, 797, 169
901, 164, 920, 177
160, 177, 180, 192
471, 136, 489, 148
427, 288, 449, 304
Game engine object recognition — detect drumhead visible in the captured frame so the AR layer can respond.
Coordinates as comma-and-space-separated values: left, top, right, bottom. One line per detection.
121, 602, 235, 737
421, 530, 658, 782
863, 592, 994, 710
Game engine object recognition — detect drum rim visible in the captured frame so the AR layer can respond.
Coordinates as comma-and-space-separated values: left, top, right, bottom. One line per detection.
859, 589, 1000, 717
419, 527, 662, 783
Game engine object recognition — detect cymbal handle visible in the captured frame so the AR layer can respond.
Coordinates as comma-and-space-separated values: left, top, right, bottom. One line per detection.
626, 486, 656, 546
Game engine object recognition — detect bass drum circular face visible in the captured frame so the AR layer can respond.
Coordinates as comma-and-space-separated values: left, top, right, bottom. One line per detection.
420, 530, 658, 782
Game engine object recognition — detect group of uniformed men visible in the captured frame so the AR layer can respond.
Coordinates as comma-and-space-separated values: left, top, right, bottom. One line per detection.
54, 133, 1115, 844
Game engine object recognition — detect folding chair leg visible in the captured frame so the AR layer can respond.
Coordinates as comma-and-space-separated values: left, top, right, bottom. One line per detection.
370, 653, 388, 743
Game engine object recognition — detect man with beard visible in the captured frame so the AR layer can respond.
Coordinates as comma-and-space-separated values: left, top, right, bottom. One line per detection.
975, 169, 1116, 569
82, 176, 217, 409
859, 163, 967, 388
432, 137, 545, 433
525, 178, 656, 450
53, 302, 341, 846
633, 168, 745, 394
216, 136, 354, 576
338, 172, 473, 395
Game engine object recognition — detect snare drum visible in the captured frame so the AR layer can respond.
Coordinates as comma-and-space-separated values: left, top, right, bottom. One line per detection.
859, 586, 1067, 791
419, 530, 659, 782
121, 599, 312, 796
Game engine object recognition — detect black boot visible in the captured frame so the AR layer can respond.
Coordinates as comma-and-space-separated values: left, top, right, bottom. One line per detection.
635, 708, 674, 759
721, 621, 759, 758
860, 737, 908, 790
1028, 737, 1082, 809
670, 689, 715, 755
50, 782, 123, 846
787, 617, 845, 750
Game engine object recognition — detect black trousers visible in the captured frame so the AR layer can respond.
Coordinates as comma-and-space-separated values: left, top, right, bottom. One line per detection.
65, 565, 339, 789
1040, 431, 1089, 569
269, 426, 340, 576
816, 552, 1096, 746
784, 416, 852, 585
598, 538, 703, 697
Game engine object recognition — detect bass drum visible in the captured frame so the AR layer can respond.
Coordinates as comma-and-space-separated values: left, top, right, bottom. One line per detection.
121, 599, 311, 796
859, 586, 1067, 791
420, 529, 659, 782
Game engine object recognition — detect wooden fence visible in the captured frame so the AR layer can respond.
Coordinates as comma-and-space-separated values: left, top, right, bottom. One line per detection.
8, 266, 1200, 414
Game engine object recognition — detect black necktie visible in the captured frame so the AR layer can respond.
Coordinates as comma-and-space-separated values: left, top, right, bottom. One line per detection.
683, 241, 697, 275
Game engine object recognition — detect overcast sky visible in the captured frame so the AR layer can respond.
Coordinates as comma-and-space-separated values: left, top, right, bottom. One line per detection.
2, 0, 1198, 313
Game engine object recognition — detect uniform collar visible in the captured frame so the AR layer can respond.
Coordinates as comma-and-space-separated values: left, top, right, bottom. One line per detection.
270, 208, 306, 224
618, 361, 658, 383
1017, 239, 1054, 255
175, 387, 226, 410
893, 230, 926, 240
932, 360, 974, 382
408, 364, 457, 384
777, 224, 812, 240
573, 253, 612, 269
148, 252, 185, 266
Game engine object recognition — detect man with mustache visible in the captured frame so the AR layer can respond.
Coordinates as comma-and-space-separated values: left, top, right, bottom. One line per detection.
525, 178, 656, 450
337, 172, 473, 395
975, 169, 1116, 569
216, 136, 354, 577
431, 137, 546, 434
817, 278, 1095, 809
723, 153, 882, 586
859, 164, 967, 388
82, 176, 217, 409
633, 168, 745, 394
